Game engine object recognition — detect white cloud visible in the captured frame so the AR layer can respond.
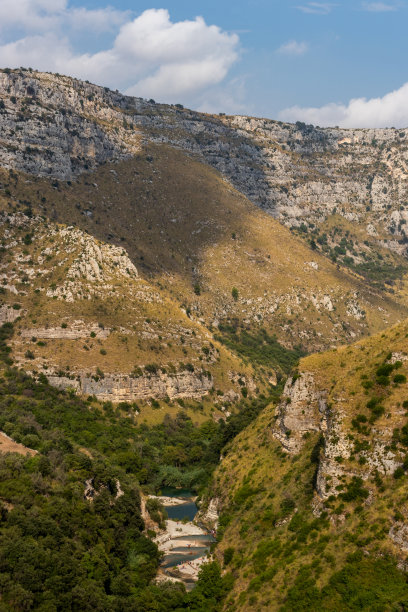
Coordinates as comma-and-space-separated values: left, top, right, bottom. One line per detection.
0, 0, 126, 35
0, 4, 240, 107
296, 2, 337, 14
279, 82, 408, 127
196, 75, 249, 115
277, 40, 308, 56
361, 2, 399, 11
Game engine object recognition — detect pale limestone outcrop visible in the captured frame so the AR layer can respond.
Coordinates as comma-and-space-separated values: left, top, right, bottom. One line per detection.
273, 373, 325, 453
273, 371, 402, 503
2, 70, 408, 265
47, 370, 213, 402
0, 305, 22, 324
0, 70, 141, 179
196, 498, 219, 531
389, 522, 408, 554
45, 227, 139, 302
21, 321, 110, 340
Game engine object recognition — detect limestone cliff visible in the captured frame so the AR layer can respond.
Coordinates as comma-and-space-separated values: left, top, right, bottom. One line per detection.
47, 369, 213, 402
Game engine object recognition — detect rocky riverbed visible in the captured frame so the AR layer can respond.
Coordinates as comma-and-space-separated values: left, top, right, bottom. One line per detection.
151, 493, 216, 589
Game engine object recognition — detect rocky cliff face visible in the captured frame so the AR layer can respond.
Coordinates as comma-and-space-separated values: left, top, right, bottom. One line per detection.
47, 369, 213, 402
0, 70, 141, 179
207, 321, 408, 610
0, 211, 251, 407
1, 68, 408, 269
273, 335, 408, 506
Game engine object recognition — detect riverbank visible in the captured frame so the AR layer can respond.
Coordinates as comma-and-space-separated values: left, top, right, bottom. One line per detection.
154, 518, 214, 584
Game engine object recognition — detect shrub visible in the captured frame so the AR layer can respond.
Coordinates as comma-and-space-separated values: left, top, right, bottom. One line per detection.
394, 467, 405, 479
341, 477, 369, 502
394, 374, 406, 384
223, 547, 235, 566
376, 364, 394, 377
280, 496, 296, 517
231, 287, 239, 301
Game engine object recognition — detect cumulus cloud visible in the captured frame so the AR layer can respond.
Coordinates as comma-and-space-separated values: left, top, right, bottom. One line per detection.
0, 3, 240, 107
296, 2, 337, 14
361, 2, 399, 11
277, 40, 308, 56
279, 82, 408, 128
0, 0, 127, 35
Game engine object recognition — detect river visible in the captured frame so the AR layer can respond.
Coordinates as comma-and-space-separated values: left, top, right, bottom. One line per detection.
153, 488, 216, 590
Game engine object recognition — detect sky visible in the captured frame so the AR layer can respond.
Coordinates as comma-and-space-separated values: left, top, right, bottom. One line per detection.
0, 0, 407, 127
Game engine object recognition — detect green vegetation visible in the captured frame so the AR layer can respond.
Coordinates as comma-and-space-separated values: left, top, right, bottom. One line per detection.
283, 553, 408, 611
0, 324, 270, 609
215, 323, 305, 374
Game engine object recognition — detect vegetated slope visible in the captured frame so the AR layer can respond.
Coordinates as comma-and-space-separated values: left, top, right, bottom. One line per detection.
0, 209, 262, 424
207, 319, 408, 611
0, 323, 240, 611
2, 143, 406, 358
138, 103, 408, 293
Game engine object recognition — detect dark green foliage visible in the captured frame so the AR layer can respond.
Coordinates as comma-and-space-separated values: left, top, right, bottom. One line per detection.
341, 477, 369, 502
280, 496, 296, 516
0, 325, 234, 610
282, 554, 408, 611
321, 553, 408, 611
366, 397, 385, 421
146, 498, 167, 529
186, 562, 233, 611
376, 363, 394, 377
234, 482, 259, 505
215, 324, 305, 374
223, 547, 234, 566
394, 374, 407, 384
0, 323, 14, 364
393, 466, 405, 479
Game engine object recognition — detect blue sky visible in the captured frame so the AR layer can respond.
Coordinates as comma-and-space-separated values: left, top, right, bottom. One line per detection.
1, 1, 407, 126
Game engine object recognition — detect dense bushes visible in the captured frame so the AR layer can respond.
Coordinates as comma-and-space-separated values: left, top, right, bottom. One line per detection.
0, 324, 238, 610
283, 553, 408, 611
215, 324, 304, 373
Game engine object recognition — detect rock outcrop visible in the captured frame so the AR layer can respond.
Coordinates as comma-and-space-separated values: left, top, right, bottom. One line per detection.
47, 369, 213, 402
2, 69, 408, 266
274, 368, 403, 502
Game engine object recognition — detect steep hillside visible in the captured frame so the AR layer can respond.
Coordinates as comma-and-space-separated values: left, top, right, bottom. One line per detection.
1, 69, 408, 285
208, 319, 408, 610
0, 71, 406, 358
0, 209, 263, 423
0, 323, 238, 611
2, 66, 408, 612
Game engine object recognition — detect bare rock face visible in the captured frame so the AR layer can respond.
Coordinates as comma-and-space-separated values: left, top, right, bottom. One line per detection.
273, 371, 402, 502
389, 522, 408, 555
0, 305, 22, 324
47, 370, 213, 402
2, 69, 408, 266
44, 227, 139, 302
273, 373, 325, 453
0, 71, 141, 179
21, 321, 110, 340
195, 498, 219, 531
